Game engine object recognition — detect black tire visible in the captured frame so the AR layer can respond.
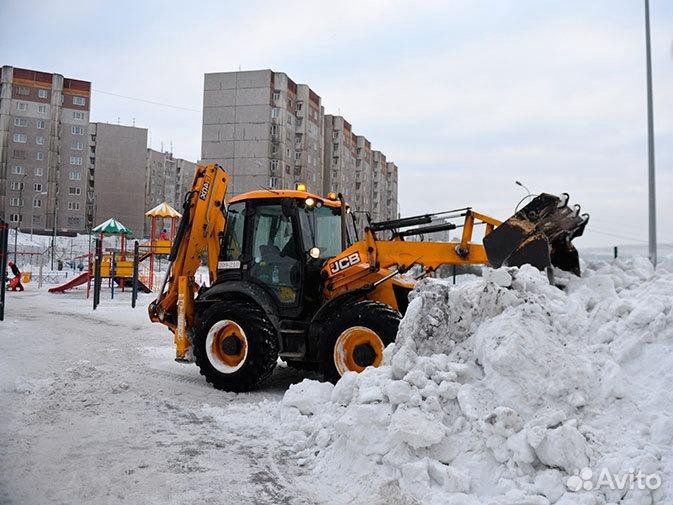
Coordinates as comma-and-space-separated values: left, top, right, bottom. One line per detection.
319, 300, 401, 383
193, 300, 278, 392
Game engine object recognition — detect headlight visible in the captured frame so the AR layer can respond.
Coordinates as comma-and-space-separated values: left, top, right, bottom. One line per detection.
305, 197, 315, 208
309, 247, 320, 259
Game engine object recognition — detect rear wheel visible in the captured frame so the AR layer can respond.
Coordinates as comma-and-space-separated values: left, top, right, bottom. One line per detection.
193, 300, 278, 392
319, 300, 401, 383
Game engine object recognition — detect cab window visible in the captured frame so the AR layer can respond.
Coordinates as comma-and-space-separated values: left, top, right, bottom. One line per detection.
249, 204, 301, 305
221, 202, 245, 261
299, 204, 344, 259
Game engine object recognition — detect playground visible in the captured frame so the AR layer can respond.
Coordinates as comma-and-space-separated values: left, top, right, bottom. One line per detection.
46, 202, 182, 300
2, 203, 214, 304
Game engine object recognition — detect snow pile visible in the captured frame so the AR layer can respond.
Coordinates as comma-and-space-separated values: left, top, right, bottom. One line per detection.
280, 258, 673, 505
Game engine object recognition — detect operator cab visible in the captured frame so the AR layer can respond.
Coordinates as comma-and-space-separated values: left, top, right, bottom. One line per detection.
216, 188, 352, 318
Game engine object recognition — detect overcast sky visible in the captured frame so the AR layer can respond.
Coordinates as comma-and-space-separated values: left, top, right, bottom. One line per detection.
2, 0, 671, 248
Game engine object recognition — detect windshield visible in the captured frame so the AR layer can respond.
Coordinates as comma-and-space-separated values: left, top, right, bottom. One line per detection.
299, 204, 343, 259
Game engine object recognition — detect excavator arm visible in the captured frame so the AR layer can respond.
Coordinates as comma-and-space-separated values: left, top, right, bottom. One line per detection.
148, 163, 230, 360
323, 193, 588, 300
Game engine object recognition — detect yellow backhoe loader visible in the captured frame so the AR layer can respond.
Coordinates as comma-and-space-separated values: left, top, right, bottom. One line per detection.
149, 163, 588, 391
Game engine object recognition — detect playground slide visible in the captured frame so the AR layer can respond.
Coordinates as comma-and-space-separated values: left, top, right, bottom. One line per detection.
48, 272, 91, 293
113, 277, 152, 294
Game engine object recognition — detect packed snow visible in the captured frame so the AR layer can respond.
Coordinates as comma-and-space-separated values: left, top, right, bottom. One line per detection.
277, 257, 673, 505
1, 256, 671, 504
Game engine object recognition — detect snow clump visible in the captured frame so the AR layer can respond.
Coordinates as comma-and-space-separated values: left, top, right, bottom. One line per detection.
279, 257, 673, 505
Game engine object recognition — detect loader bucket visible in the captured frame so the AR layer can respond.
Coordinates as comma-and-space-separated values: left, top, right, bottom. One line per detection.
483, 193, 589, 276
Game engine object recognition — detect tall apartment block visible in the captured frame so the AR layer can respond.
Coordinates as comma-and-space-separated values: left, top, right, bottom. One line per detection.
201, 70, 324, 195
145, 149, 196, 233
200, 70, 398, 229
323, 115, 398, 225
88, 123, 148, 235
0, 66, 90, 233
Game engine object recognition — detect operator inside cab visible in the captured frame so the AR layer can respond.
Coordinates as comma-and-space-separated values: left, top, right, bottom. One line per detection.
219, 189, 354, 308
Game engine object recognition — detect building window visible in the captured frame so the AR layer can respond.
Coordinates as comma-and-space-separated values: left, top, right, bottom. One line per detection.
71, 141, 84, 150
272, 90, 280, 101
69, 156, 82, 165
17, 86, 30, 96
67, 201, 81, 211
271, 107, 279, 119
12, 165, 25, 175
332, 130, 338, 140
13, 133, 27, 143
33, 183, 43, 192
33, 198, 42, 208
270, 159, 279, 173
36, 119, 45, 129
73, 111, 85, 120
68, 187, 81, 196
10, 197, 24, 207
269, 177, 279, 189
10, 181, 25, 190
13, 150, 26, 159
35, 167, 44, 176
286, 114, 292, 126
270, 124, 278, 136
16, 102, 27, 111
69, 171, 81, 180
294, 151, 301, 161
285, 164, 291, 175
37, 105, 46, 114
36, 136, 45, 145
38, 89, 48, 99
71, 126, 84, 135
14, 117, 27, 127
9, 214, 21, 223
36, 152, 44, 161
296, 101, 303, 112
67, 216, 81, 226
72, 96, 86, 106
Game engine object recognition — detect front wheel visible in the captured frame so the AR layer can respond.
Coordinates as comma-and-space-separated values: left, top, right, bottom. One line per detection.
193, 300, 278, 392
319, 300, 401, 383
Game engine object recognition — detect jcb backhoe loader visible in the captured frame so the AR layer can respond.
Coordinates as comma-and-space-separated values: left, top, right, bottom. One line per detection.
149, 163, 588, 391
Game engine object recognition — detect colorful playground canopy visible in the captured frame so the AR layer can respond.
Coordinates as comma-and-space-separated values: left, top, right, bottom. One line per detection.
92, 217, 133, 236
145, 202, 182, 219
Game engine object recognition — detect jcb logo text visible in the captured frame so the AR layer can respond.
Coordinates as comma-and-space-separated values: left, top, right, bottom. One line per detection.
329, 253, 361, 275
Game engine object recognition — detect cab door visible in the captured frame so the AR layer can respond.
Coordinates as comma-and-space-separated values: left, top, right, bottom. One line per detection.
245, 200, 303, 308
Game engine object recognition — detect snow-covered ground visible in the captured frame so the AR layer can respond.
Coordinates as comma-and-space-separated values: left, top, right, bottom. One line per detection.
1, 256, 671, 505
0, 289, 320, 505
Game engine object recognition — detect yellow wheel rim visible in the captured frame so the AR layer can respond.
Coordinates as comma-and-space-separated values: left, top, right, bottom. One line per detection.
205, 320, 248, 374
333, 326, 384, 376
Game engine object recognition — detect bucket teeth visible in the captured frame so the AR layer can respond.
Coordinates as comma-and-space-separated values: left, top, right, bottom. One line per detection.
483, 193, 588, 276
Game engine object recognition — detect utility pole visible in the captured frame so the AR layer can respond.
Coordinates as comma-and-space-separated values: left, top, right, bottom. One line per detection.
644, 0, 657, 266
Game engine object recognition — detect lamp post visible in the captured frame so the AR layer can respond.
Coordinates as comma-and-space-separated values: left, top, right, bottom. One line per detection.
31, 190, 49, 242
13, 173, 28, 263
51, 191, 58, 271
644, 0, 657, 266
515, 180, 531, 197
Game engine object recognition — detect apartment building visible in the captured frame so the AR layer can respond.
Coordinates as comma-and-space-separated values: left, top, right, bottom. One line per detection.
201, 69, 324, 195
324, 116, 398, 225
200, 69, 399, 231
88, 123, 148, 236
0, 65, 90, 234
144, 149, 196, 234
